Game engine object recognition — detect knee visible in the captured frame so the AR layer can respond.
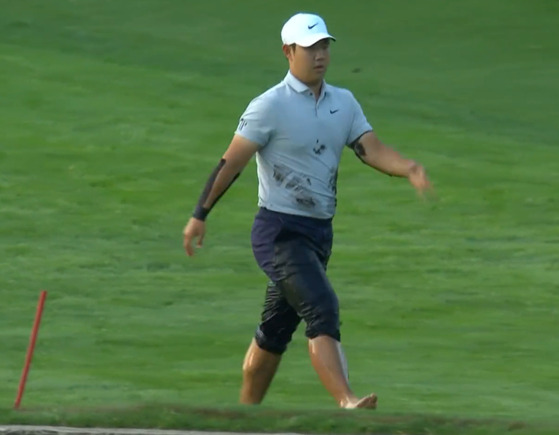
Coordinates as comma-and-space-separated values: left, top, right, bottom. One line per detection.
243, 337, 282, 376
242, 355, 259, 376
254, 328, 289, 355
305, 296, 341, 341
306, 317, 341, 342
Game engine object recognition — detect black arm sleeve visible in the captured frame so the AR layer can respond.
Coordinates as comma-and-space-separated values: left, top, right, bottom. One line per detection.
192, 159, 240, 221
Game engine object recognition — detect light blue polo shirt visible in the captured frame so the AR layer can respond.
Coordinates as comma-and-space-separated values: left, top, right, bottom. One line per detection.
235, 71, 373, 219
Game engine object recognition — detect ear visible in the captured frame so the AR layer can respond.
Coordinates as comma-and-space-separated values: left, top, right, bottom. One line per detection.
282, 44, 293, 60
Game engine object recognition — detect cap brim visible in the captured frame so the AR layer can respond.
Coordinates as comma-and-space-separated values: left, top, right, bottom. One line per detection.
296, 33, 336, 48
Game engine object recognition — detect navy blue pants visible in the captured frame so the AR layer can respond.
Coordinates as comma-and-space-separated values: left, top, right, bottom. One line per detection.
251, 207, 340, 354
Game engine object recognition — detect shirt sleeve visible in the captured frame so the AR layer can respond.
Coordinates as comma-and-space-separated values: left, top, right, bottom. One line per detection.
234, 95, 275, 147
346, 92, 373, 145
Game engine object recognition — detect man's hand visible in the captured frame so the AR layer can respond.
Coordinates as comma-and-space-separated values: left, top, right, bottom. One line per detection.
407, 162, 432, 198
183, 218, 206, 257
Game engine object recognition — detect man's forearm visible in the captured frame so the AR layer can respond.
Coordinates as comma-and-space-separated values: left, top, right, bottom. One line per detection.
192, 159, 241, 221
362, 141, 416, 177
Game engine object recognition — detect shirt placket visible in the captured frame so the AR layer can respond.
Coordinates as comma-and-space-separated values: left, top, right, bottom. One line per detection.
312, 92, 328, 155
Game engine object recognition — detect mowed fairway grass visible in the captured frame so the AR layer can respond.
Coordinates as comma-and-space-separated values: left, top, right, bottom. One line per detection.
1, 0, 558, 433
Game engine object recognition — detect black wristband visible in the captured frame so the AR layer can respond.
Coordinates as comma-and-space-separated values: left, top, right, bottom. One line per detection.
192, 205, 210, 221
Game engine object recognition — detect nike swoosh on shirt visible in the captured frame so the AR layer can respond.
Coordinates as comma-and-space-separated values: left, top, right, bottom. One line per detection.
330, 109, 339, 114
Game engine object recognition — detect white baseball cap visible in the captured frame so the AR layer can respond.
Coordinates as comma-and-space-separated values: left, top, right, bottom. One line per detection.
281, 13, 336, 48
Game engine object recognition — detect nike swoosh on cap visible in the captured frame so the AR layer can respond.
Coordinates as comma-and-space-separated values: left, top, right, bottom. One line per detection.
308, 23, 319, 29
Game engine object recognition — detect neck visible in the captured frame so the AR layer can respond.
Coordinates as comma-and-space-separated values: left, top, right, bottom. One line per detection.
309, 82, 323, 100
290, 70, 323, 100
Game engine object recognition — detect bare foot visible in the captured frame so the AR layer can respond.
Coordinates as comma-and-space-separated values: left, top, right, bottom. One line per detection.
343, 393, 378, 409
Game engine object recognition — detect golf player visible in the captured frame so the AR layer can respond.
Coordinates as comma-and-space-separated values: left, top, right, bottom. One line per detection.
183, 12, 431, 409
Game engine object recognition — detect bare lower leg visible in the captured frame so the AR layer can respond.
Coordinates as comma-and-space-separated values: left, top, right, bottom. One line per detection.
240, 339, 282, 404
308, 335, 377, 409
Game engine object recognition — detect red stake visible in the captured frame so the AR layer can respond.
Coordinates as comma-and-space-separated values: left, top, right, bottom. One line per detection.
14, 290, 48, 409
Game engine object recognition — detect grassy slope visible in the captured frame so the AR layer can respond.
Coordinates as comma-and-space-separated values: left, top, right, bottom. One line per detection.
0, 0, 558, 433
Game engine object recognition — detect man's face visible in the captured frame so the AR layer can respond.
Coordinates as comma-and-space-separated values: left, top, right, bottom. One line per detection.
284, 39, 331, 85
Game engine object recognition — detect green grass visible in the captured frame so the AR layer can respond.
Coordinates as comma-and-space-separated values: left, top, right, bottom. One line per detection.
1, 0, 558, 434
2, 405, 559, 435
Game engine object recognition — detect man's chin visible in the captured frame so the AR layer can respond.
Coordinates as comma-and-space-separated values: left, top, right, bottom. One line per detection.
313, 67, 327, 76
308, 71, 326, 84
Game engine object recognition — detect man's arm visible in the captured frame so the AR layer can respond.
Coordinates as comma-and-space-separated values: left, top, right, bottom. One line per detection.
183, 135, 260, 256
349, 131, 431, 192
192, 135, 260, 221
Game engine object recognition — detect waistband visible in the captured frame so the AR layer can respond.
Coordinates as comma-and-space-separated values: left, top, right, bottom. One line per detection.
257, 207, 333, 226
